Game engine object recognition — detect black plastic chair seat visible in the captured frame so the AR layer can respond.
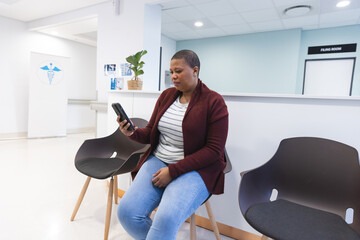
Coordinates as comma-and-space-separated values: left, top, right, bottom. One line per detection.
246, 199, 360, 240
75, 157, 126, 179
73, 118, 149, 180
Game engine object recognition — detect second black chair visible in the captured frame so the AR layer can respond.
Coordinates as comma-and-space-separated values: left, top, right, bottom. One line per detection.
70, 118, 149, 240
239, 137, 360, 240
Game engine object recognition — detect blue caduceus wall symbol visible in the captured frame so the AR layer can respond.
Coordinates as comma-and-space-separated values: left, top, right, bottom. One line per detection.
40, 63, 61, 84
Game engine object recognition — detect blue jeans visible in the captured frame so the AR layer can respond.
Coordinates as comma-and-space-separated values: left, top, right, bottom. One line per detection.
117, 155, 210, 240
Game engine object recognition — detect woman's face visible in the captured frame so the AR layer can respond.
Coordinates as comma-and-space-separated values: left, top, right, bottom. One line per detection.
170, 58, 198, 93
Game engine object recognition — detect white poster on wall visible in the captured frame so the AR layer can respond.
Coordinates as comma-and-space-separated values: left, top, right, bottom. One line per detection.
28, 52, 70, 138
303, 58, 355, 96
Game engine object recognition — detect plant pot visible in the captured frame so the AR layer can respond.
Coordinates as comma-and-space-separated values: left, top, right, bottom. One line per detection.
127, 79, 143, 90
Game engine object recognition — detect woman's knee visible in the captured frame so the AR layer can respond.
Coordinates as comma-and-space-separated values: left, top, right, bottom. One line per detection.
152, 210, 181, 231
117, 198, 132, 224
117, 196, 150, 226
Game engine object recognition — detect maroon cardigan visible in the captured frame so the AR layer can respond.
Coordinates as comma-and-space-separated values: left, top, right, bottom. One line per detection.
130, 80, 229, 194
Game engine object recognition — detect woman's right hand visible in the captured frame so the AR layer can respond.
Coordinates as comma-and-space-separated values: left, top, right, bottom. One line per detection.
117, 116, 137, 136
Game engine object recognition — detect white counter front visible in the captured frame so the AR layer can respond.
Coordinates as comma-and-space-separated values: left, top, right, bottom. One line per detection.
107, 90, 360, 235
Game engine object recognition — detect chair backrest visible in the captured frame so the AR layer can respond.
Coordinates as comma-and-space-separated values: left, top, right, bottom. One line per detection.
240, 137, 360, 234
75, 117, 148, 161
109, 118, 148, 159
131, 118, 148, 129
224, 148, 232, 174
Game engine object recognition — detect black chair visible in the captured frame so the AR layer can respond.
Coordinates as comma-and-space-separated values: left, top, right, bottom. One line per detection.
189, 149, 232, 240
70, 118, 149, 240
239, 137, 360, 240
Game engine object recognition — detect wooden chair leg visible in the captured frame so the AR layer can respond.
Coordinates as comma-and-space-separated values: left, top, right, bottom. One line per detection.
70, 176, 91, 221
261, 235, 270, 240
113, 175, 118, 204
205, 201, 221, 240
104, 177, 114, 240
190, 213, 196, 240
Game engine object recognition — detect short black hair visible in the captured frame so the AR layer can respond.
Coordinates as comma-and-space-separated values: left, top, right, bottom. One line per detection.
171, 49, 200, 76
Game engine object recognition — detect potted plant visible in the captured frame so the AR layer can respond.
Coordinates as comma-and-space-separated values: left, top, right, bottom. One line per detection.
126, 50, 147, 90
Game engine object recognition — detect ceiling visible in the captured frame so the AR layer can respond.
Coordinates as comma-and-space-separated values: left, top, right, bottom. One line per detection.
160, 0, 360, 40
35, 17, 98, 46
0, 0, 107, 21
0, 0, 107, 46
0, 0, 360, 45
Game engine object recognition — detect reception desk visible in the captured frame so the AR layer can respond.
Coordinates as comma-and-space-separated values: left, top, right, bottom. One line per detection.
107, 90, 360, 236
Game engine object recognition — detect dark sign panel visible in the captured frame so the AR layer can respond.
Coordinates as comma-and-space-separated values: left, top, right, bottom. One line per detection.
308, 43, 357, 54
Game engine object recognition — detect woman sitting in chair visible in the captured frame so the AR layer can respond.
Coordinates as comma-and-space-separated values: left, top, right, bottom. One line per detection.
117, 49, 228, 240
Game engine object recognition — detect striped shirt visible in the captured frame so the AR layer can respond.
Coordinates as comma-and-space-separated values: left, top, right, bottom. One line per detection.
153, 96, 188, 164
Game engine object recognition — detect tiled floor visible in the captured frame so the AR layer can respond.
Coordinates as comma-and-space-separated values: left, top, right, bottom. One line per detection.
0, 133, 234, 240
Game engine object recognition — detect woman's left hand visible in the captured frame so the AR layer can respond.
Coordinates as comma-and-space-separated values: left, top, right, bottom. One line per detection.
152, 167, 172, 188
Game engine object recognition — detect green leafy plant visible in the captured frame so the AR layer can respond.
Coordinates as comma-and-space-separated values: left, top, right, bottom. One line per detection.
126, 50, 147, 80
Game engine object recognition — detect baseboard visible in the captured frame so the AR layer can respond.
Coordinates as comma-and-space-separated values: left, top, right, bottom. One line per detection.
0, 132, 27, 140
67, 127, 95, 134
0, 128, 95, 140
107, 182, 260, 240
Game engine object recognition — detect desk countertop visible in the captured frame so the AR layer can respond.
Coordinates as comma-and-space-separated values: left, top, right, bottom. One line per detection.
108, 90, 360, 101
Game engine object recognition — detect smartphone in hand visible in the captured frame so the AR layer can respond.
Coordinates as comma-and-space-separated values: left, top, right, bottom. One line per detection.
111, 103, 135, 131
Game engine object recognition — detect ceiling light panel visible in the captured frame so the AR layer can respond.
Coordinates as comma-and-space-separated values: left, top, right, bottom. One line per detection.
162, 22, 192, 33
319, 8, 360, 24
160, 0, 189, 10
221, 24, 252, 35
195, 0, 237, 17
242, 8, 280, 23
188, 0, 218, 4
319, 19, 357, 28
163, 6, 205, 21
250, 19, 283, 32
282, 15, 319, 28
197, 27, 226, 37
229, 0, 274, 12
161, 11, 178, 24
163, 32, 182, 41
210, 13, 246, 27
174, 30, 203, 40
272, 0, 316, 7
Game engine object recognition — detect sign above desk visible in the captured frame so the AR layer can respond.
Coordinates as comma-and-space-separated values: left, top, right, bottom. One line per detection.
308, 43, 357, 54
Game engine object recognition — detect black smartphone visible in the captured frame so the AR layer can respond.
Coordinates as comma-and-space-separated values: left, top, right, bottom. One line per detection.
111, 103, 135, 131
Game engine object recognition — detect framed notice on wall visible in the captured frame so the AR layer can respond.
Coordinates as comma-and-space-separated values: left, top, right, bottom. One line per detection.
302, 58, 355, 96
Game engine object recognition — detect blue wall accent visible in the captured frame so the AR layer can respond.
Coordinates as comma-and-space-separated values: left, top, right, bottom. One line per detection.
177, 25, 360, 96
177, 29, 301, 94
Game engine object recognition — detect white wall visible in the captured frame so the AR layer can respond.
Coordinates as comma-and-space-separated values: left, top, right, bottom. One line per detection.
28, 32, 97, 100
0, 17, 29, 135
22, 0, 162, 138
0, 15, 96, 136
160, 35, 176, 91
143, 4, 162, 90
96, 0, 161, 103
